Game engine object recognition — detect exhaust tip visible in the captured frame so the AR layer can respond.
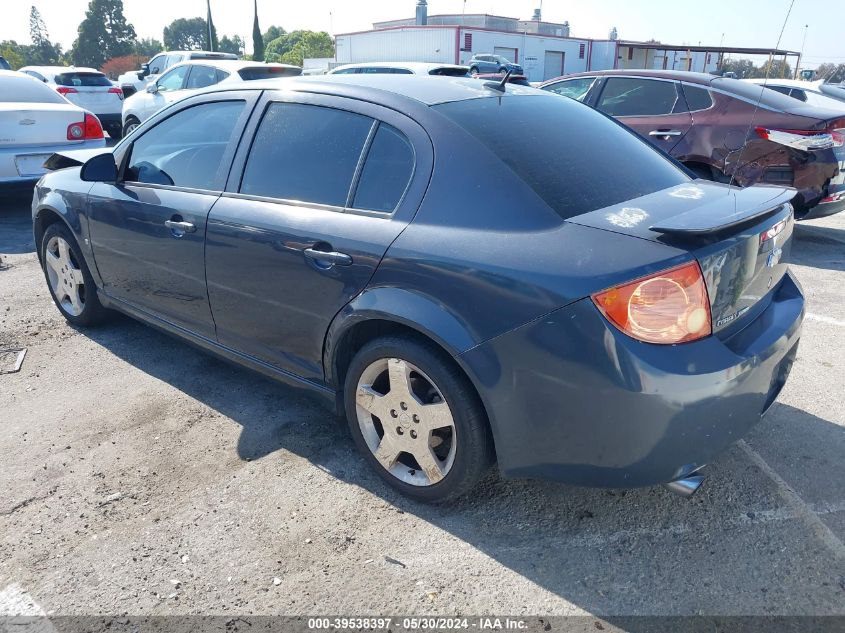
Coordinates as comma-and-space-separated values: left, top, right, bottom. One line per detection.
664, 474, 705, 498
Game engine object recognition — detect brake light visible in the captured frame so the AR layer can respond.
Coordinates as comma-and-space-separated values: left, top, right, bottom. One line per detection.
591, 261, 712, 344
66, 113, 104, 140
755, 126, 842, 151
56, 86, 77, 95
108, 87, 124, 100
760, 218, 787, 243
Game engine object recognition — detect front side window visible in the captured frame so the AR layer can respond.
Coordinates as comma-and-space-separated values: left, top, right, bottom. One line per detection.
185, 65, 218, 90
240, 103, 374, 206
148, 54, 166, 74
157, 66, 188, 92
353, 124, 414, 212
598, 77, 679, 117
125, 100, 245, 190
543, 77, 596, 102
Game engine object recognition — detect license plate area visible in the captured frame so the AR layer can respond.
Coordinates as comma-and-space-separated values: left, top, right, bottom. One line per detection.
15, 154, 51, 177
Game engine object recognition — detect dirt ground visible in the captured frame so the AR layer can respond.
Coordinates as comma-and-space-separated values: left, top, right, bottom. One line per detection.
1, 191, 844, 617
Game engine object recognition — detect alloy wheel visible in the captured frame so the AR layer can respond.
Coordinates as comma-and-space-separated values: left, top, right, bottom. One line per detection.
44, 236, 86, 316
355, 357, 457, 486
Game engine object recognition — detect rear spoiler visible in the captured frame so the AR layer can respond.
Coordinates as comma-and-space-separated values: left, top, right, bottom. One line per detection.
43, 148, 113, 171
649, 186, 795, 235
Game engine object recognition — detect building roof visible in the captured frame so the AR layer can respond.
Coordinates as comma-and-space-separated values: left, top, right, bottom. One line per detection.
617, 40, 801, 56
329, 62, 469, 74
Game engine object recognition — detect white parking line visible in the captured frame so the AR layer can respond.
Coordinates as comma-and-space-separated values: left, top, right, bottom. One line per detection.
0, 583, 57, 633
738, 441, 845, 561
806, 313, 845, 328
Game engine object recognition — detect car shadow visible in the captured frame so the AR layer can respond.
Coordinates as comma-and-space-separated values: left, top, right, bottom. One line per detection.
792, 224, 845, 273
0, 191, 36, 255
80, 316, 845, 616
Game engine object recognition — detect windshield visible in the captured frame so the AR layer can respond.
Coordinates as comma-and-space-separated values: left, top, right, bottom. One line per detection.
435, 95, 688, 219
0, 74, 66, 103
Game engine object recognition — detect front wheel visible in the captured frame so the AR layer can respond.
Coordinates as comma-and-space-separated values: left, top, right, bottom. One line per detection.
123, 117, 140, 137
40, 223, 110, 327
469, 67, 480, 77
343, 336, 494, 503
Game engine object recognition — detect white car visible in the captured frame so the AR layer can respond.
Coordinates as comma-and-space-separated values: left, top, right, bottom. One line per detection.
329, 62, 469, 76
122, 60, 302, 136
19, 66, 124, 139
0, 70, 105, 187
745, 78, 845, 111
116, 50, 239, 98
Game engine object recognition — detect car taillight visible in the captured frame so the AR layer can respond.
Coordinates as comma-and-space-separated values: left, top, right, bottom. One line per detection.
760, 218, 788, 243
755, 126, 842, 150
591, 261, 712, 345
67, 113, 104, 140
108, 87, 124, 100
56, 86, 78, 95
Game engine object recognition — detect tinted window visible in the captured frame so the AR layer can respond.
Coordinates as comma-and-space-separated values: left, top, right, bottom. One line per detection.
237, 66, 301, 80
0, 74, 65, 103
435, 95, 688, 220
789, 89, 808, 102
543, 77, 595, 102
766, 85, 792, 96
429, 67, 469, 77
241, 103, 373, 206
681, 85, 713, 111
55, 72, 112, 87
353, 124, 414, 212
332, 68, 358, 74
23, 70, 46, 82
711, 77, 810, 110
157, 66, 188, 91
185, 65, 218, 89
148, 54, 166, 74
216, 69, 230, 83
126, 101, 245, 190
598, 77, 679, 116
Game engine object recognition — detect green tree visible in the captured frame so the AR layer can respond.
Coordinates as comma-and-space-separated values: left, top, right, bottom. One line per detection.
755, 59, 792, 80
134, 37, 163, 58
816, 62, 845, 83
163, 17, 207, 51
263, 25, 285, 43
0, 40, 28, 69
265, 30, 333, 66
252, 0, 264, 61
71, 0, 136, 68
206, 0, 218, 51
29, 6, 62, 65
218, 35, 244, 55
720, 58, 757, 78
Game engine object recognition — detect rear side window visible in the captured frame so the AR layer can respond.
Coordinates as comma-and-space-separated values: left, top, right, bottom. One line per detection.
435, 95, 688, 220
681, 85, 713, 111
54, 72, 112, 87
789, 89, 808, 102
240, 103, 373, 206
185, 65, 218, 89
543, 77, 595, 102
598, 77, 679, 116
0, 74, 65, 103
353, 124, 414, 212
125, 101, 245, 190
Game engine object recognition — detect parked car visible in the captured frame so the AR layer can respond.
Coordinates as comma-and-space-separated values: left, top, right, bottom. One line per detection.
117, 50, 239, 98
0, 70, 104, 189
0, 56, 11, 71
329, 62, 469, 76
541, 70, 845, 219
467, 54, 523, 76
122, 59, 301, 136
33, 76, 803, 503
19, 66, 124, 139
744, 78, 845, 110
818, 83, 845, 103
472, 73, 531, 87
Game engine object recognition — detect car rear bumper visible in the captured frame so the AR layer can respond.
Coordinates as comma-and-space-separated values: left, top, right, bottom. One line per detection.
460, 270, 804, 488
0, 139, 106, 184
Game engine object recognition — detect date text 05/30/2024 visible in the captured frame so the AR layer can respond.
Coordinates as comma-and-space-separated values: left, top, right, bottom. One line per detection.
307, 617, 528, 630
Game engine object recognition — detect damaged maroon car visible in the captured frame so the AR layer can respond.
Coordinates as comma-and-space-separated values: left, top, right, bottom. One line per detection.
541, 70, 845, 219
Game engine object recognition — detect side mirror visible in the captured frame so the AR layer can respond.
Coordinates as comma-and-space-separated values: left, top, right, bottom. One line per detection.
80, 153, 118, 183
146, 83, 159, 94
140, 63, 150, 77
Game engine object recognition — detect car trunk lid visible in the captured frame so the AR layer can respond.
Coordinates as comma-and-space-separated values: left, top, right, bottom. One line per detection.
0, 102, 86, 148
568, 181, 796, 334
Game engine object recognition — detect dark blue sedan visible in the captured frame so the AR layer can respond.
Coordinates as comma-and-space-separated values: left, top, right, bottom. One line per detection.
32, 76, 803, 503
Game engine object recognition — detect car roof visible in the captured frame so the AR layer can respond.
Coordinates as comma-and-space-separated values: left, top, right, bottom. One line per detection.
544, 69, 718, 85
20, 65, 102, 75
745, 78, 824, 90
205, 74, 544, 106
167, 59, 300, 72
331, 62, 468, 73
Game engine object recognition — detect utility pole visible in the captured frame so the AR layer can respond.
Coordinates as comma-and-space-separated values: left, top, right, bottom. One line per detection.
794, 24, 808, 80
207, 0, 214, 51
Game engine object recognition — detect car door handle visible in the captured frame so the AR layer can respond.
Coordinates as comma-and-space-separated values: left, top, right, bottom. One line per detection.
649, 129, 683, 137
164, 220, 196, 233
303, 247, 352, 267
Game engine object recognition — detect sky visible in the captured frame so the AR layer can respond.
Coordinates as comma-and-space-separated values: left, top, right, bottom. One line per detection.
1, 0, 842, 69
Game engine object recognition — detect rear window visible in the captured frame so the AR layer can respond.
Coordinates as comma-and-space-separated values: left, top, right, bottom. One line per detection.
429, 67, 469, 77
237, 66, 302, 81
0, 74, 66, 103
712, 77, 812, 111
435, 95, 688, 220
55, 72, 112, 87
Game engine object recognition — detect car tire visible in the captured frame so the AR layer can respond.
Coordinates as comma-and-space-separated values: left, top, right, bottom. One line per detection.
40, 222, 110, 327
499, 67, 509, 75
343, 336, 494, 503
470, 67, 480, 76
106, 124, 123, 140
123, 117, 140, 137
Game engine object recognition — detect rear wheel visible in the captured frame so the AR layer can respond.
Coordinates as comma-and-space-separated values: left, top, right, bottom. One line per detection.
343, 336, 494, 503
469, 66, 480, 77
106, 123, 123, 140
40, 223, 109, 327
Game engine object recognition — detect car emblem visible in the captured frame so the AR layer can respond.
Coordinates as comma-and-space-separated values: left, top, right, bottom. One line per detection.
766, 246, 783, 268
19, 118, 36, 126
